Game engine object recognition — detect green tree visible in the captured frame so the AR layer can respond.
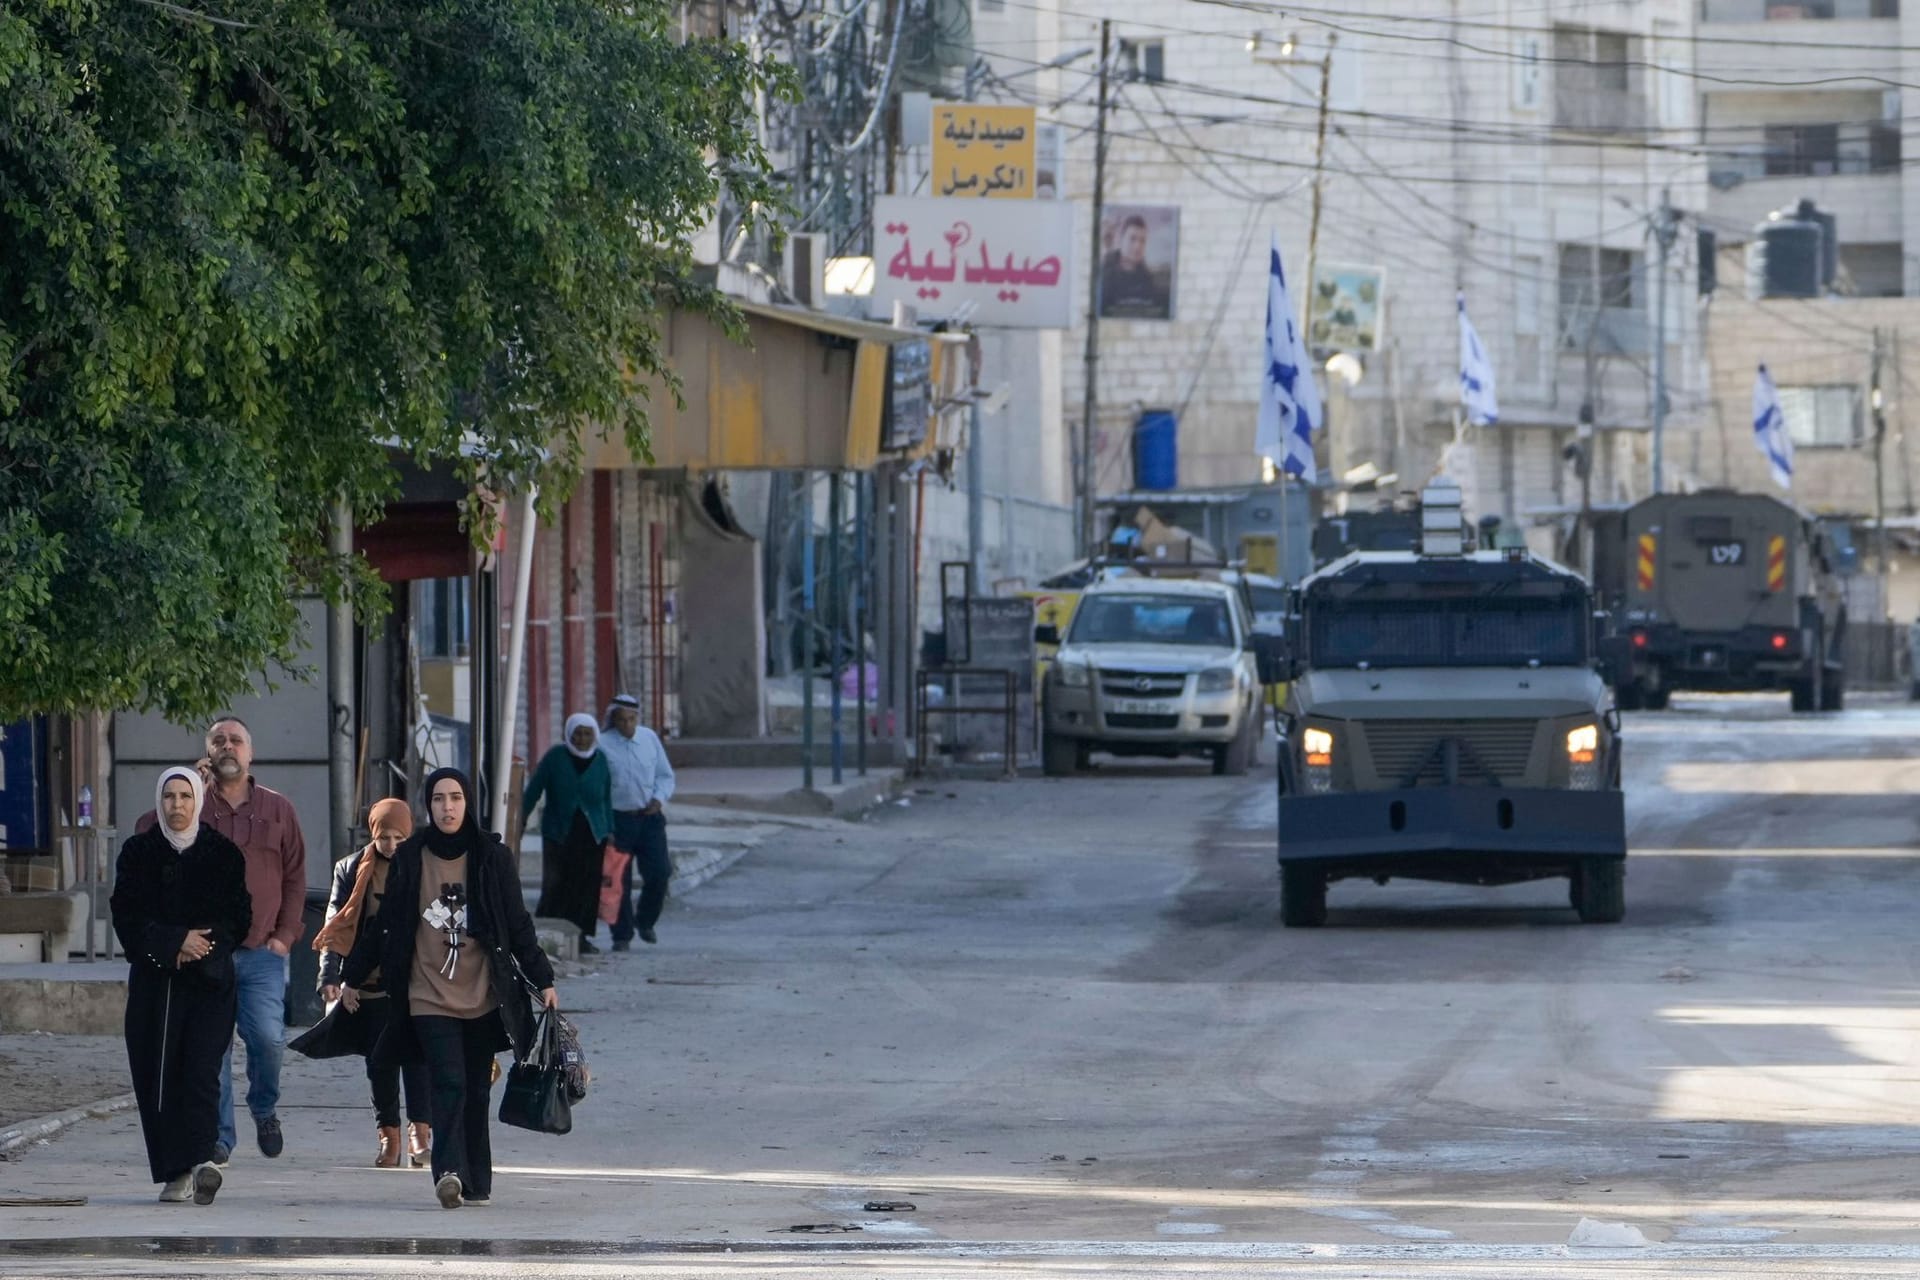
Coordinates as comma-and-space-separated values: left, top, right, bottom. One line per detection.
0, 0, 783, 720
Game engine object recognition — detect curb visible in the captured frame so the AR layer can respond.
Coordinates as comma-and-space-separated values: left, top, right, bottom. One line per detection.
0, 1092, 136, 1157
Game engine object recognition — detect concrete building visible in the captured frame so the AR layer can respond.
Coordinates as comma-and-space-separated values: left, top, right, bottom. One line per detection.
973, 0, 1711, 561
1689, 2, 1920, 623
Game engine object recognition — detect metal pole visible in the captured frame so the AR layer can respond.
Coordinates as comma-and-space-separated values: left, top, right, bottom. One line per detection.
1873, 327, 1890, 587
490, 486, 539, 838
1301, 40, 1335, 478
968, 394, 984, 590
1078, 19, 1113, 560
829, 472, 845, 786
855, 474, 870, 777
1652, 188, 1678, 496
802, 489, 817, 793
327, 497, 356, 869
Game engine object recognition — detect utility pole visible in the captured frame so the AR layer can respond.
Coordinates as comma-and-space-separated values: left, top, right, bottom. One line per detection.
1872, 327, 1890, 589
1651, 188, 1679, 495
1078, 19, 1112, 560
1301, 36, 1336, 481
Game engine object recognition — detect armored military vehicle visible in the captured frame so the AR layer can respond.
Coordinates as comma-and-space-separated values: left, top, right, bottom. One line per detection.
1274, 483, 1626, 926
1605, 492, 1845, 712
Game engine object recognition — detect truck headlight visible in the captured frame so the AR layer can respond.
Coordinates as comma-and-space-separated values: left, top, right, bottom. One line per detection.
1196, 667, 1236, 693
1302, 726, 1335, 793
1056, 661, 1090, 689
1566, 723, 1600, 790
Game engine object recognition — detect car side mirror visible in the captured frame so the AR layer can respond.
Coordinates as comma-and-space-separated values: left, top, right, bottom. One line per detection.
1251, 632, 1291, 684
1034, 624, 1061, 647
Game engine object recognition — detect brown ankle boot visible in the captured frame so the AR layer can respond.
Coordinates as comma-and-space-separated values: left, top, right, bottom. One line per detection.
407, 1121, 430, 1169
375, 1125, 402, 1168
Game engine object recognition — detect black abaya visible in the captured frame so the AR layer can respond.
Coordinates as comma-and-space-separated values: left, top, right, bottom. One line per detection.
111, 825, 251, 1184
536, 810, 601, 936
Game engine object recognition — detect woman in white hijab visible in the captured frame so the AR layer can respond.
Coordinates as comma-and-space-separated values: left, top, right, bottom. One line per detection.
111, 766, 252, 1204
521, 714, 615, 951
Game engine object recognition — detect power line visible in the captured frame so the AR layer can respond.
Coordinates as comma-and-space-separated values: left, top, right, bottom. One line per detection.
982, 0, 1920, 87
1189, 0, 1920, 56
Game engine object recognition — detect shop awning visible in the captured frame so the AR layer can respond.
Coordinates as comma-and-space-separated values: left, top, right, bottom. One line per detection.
587, 300, 955, 473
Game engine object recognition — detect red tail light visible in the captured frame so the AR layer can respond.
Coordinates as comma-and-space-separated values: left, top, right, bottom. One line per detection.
1771, 632, 1789, 650
1631, 631, 1648, 649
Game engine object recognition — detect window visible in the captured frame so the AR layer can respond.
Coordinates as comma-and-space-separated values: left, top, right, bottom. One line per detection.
1558, 244, 1647, 354
1119, 38, 1165, 84
1764, 124, 1840, 176
1840, 242, 1904, 296
1553, 27, 1643, 134
1309, 600, 1586, 669
1756, 123, 1898, 177
417, 578, 471, 660
1068, 595, 1235, 647
1778, 385, 1863, 447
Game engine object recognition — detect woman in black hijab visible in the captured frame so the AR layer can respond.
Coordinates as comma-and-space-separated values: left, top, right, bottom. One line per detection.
339, 768, 558, 1209
112, 766, 251, 1205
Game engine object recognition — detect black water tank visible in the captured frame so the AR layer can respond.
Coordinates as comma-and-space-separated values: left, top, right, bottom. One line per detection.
1747, 202, 1826, 299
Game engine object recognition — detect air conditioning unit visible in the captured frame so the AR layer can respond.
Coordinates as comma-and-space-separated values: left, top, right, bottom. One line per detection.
783, 234, 824, 309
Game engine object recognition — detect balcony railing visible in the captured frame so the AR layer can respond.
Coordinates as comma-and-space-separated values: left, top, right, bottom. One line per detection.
1705, 123, 1900, 183
1701, 0, 1897, 19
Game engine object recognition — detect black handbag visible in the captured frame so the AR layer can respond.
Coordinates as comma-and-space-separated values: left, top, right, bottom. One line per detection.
498, 1006, 572, 1135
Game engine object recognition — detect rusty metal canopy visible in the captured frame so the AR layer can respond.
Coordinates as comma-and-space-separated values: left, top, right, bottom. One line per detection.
586, 300, 937, 473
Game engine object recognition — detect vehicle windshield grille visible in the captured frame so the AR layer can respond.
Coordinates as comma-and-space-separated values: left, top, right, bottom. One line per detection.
1310, 600, 1584, 668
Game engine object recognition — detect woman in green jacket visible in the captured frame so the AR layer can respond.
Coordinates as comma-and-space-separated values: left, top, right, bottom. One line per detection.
523, 714, 613, 952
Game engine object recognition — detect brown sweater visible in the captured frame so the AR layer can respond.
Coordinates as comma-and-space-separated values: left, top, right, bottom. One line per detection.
409, 853, 492, 1020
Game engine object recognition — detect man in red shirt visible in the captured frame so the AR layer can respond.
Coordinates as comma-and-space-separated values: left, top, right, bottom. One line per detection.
176, 717, 307, 1162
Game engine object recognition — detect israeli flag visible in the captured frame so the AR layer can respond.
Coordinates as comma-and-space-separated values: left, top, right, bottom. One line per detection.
1458, 292, 1499, 427
1256, 233, 1321, 482
1753, 363, 1793, 490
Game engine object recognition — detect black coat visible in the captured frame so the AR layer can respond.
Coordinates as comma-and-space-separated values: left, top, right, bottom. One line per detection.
111, 824, 252, 990
340, 830, 554, 1066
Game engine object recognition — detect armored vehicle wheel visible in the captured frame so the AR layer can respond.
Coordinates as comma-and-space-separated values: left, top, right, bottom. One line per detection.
1820, 670, 1845, 712
1280, 863, 1328, 927
1572, 858, 1625, 924
1214, 715, 1255, 776
1042, 732, 1080, 777
1642, 688, 1670, 711
1788, 679, 1815, 713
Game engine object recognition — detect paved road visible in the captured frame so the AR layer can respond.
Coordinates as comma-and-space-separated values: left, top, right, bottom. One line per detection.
8, 693, 1920, 1277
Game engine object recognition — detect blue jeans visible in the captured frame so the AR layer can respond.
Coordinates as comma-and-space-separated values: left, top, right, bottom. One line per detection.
217, 946, 288, 1150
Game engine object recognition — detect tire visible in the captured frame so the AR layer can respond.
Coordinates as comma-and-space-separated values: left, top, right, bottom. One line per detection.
1572, 858, 1626, 924
1642, 688, 1670, 711
1042, 732, 1080, 777
1615, 683, 1643, 711
1820, 678, 1845, 712
1280, 862, 1328, 927
1215, 714, 1254, 777
1909, 681, 1920, 703
1789, 679, 1814, 713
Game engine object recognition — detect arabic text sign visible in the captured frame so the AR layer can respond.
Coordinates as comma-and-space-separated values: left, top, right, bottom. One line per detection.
872, 196, 1074, 329
931, 104, 1037, 199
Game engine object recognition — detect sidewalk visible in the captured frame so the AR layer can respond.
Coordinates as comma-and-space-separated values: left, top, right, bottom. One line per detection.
0, 782, 885, 1155
671, 765, 903, 819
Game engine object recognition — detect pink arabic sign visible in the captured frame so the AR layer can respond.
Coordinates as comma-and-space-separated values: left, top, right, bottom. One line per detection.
870, 196, 1075, 329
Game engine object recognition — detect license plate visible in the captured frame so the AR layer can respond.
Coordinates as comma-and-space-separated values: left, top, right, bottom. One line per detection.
1107, 698, 1168, 715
